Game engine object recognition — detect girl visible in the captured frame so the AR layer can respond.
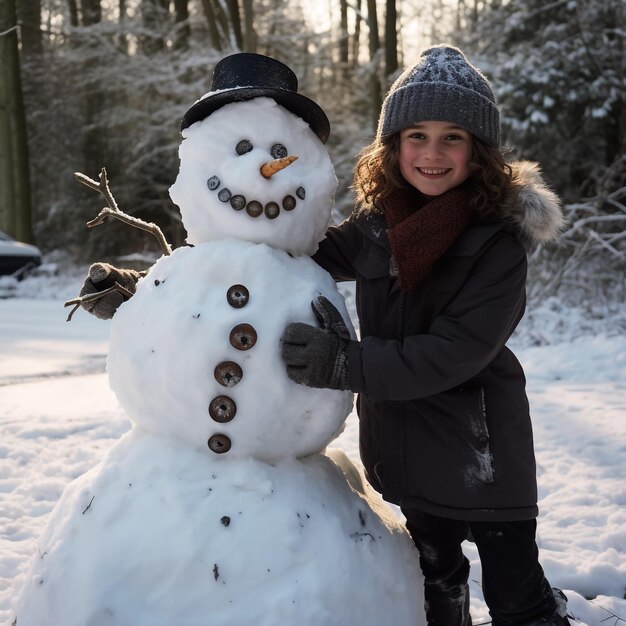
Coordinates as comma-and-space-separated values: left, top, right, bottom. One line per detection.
281, 45, 569, 626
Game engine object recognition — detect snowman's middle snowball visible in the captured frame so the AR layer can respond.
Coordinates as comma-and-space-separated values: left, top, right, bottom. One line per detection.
107, 240, 355, 462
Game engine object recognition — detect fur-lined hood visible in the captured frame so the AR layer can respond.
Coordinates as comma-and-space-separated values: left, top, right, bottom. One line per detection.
502, 161, 564, 247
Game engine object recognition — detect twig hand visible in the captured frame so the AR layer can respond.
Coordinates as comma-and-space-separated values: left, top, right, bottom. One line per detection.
74, 168, 172, 257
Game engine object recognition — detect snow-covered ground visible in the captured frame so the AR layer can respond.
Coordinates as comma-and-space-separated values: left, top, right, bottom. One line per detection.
1, 269, 625, 625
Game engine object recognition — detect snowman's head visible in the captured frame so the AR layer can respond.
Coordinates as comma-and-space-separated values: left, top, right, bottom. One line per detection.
170, 53, 337, 256
170, 98, 337, 256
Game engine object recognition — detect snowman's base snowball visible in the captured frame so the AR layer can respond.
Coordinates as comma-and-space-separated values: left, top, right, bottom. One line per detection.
14, 429, 425, 626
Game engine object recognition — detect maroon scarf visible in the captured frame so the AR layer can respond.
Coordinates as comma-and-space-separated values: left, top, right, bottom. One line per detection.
380, 184, 474, 290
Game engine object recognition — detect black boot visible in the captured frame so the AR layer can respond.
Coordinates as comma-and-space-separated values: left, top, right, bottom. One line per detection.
547, 588, 572, 626
517, 611, 571, 626
509, 589, 572, 626
424, 578, 472, 626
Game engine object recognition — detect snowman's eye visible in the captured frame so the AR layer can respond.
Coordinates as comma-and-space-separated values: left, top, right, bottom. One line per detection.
270, 143, 288, 159
235, 140, 253, 155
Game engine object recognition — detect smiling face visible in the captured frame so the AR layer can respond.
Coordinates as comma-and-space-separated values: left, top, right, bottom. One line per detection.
169, 98, 337, 256
398, 121, 472, 196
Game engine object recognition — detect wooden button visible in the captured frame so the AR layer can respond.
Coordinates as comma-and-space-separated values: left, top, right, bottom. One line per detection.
226, 285, 249, 308
229, 324, 257, 351
214, 361, 243, 387
209, 396, 237, 423
208, 434, 231, 454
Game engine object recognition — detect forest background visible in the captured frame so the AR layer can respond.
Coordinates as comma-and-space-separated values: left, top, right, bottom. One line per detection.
1, 0, 625, 337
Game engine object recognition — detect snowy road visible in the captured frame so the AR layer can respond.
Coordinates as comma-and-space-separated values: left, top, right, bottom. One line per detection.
0, 298, 109, 386
1, 297, 625, 625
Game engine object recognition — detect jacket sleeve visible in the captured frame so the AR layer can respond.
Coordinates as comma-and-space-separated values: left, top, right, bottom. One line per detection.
312, 215, 362, 282
347, 235, 527, 401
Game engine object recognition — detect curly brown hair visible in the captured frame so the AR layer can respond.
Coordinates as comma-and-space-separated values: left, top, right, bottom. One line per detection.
353, 133, 513, 221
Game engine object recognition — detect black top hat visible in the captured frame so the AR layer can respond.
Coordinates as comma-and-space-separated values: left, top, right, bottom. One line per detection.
181, 53, 330, 144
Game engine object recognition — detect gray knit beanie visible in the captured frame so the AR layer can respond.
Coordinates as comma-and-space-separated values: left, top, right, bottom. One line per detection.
377, 45, 500, 146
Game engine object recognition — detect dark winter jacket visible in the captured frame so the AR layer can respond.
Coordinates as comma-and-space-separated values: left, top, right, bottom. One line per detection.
313, 162, 563, 522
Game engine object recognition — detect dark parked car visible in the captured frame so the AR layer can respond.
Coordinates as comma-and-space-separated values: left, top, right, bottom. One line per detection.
0, 231, 42, 277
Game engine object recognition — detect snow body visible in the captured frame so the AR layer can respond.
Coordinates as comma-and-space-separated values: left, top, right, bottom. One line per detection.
14, 431, 423, 626
107, 240, 354, 461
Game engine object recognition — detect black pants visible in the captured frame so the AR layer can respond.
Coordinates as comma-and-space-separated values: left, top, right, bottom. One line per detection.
402, 509, 557, 626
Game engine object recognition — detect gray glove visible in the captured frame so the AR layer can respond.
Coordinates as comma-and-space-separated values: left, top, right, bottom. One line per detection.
79, 262, 144, 320
281, 296, 351, 390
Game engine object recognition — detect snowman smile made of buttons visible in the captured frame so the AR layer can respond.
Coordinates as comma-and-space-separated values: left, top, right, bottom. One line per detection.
206, 137, 306, 220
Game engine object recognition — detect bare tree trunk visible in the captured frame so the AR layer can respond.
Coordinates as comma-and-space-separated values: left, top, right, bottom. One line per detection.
339, 0, 349, 66
82, 0, 102, 25
384, 0, 398, 78
351, 0, 362, 69
226, 0, 243, 50
200, 0, 223, 51
396, 0, 403, 68
241, 0, 255, 52
118, 0, 128, 53
367, 0, 380, 56
0, 0, 34, 243
17, 0, 43, 56
367, 0, 382, 131
173, 0, 190, 49
67, 0, 79, 27
456, 0, 465, 30
210, 0, 230, 49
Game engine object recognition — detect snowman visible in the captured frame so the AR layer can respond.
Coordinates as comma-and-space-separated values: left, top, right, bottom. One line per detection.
14, 53, 424, 626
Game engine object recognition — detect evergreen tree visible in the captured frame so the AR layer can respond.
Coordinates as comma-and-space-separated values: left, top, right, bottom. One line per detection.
460, 0, 625, 201
457, 0, 626, 312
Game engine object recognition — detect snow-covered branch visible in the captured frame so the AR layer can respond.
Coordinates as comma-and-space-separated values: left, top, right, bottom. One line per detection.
561, 213, 626, 238
75, 168, 172, 257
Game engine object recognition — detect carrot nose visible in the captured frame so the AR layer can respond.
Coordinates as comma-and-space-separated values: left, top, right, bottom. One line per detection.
260, 155, 298, 179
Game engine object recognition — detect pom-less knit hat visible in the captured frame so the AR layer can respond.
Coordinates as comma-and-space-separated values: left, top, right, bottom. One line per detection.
377, 45, 500, 146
